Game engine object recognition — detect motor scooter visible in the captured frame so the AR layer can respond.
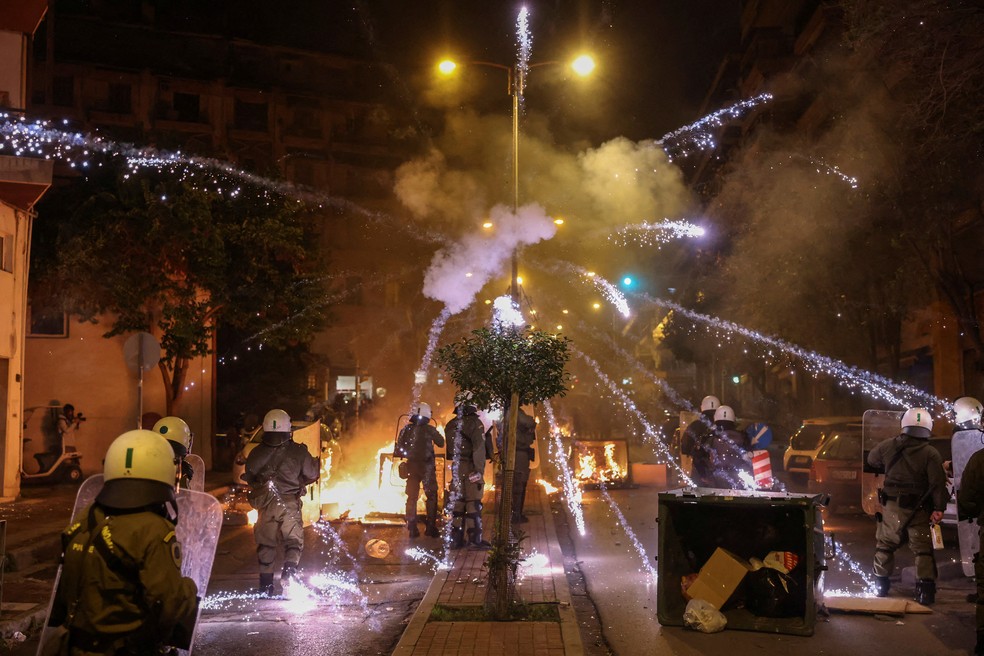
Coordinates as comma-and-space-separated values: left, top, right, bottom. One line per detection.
20, 405, 83, 485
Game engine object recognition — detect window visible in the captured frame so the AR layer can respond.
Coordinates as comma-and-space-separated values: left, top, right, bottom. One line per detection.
108, 83, 132, 113
173, 92, 201, 122
28, 305, 68, 337
234, 99, 268, 132
0, 233, 11, 273
52, 75, 74, 107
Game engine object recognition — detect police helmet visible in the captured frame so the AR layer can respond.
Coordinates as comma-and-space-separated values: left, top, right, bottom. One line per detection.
153, 416, 193, 457
262, 409, 292, 446
901, 407, 933, 438
411, 402, 432, 424
700, 395, 721, 413
953, 397, 983, 429
96, 430, 178, 509
713, 405, 736, 426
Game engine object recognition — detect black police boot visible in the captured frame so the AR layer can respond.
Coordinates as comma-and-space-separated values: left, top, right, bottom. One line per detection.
914, 579, 936, 605
468, 517, 492, 549
257, 573, 275, 597
407, 516, 420, 538
281, 561, 298, 582
424, 518, 440, 538
874, 575, 890, 597
450, 526, 465, 549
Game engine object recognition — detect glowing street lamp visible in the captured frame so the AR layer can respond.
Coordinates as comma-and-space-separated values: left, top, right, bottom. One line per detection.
437, 52, 595, 302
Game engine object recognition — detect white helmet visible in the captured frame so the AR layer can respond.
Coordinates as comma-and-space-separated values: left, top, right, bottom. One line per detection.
153, 416, 193, 456
411, 402, 432, 421
901, 407, 933, 438
97, 430, 178, 508
953, 397, 983, 428
700, 395, 720, 413
713, 405, 736, 424
263, 409, 291, 433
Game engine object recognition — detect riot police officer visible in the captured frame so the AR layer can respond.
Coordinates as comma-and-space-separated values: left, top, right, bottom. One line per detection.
153, 415, 194, 489
868, 407, 948, 604
395, 402, 445, 538
445, 395, 489, 548
244, 409, 319, 596
681, 395, 720, 486
705, 405, 752, 489
47, 429, 199, 654
954, 396, 984, 653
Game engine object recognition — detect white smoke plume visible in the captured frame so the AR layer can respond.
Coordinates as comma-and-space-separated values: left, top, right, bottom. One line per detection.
422, 203, 557, 314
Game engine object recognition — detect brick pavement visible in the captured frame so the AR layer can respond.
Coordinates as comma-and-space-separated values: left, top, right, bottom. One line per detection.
393, 483, 582, 656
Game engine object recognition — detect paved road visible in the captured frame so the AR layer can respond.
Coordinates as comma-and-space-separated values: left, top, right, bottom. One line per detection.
566, 484, 977, 656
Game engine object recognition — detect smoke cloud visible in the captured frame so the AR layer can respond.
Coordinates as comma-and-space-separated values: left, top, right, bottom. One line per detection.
422, 203, 557, 314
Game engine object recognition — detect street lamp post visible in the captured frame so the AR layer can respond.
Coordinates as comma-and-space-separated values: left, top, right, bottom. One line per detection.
437, 56, 595, 304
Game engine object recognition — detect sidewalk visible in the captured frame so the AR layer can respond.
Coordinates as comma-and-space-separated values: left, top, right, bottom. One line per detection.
392, 484, 583, 656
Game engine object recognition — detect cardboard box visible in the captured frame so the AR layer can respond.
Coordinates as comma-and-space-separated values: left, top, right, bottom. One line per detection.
686, 547, 753, 609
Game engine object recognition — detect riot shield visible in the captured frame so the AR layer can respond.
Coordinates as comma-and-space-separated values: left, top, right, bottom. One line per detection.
861, 410, 901, 517
174, 488, 223, 656
182, 454, 206, 492
952, 428, 984, 576
70, 474, 104, 522
292, 422, 322, 526
38, 483, 221, 656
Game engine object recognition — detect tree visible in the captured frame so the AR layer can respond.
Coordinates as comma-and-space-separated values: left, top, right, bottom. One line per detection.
435, 323, 571, 618
31, 166, 331, 411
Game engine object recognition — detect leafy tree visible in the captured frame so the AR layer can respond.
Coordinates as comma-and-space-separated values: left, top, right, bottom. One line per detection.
31, 166, 331, 410
435, 323, 571, 618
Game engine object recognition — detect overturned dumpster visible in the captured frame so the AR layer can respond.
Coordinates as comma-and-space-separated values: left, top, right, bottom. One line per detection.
656, 487, 826, 636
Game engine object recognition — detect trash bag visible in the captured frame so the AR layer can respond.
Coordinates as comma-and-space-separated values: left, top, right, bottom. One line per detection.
683, 598, 727, 633
744, 567, 804, 618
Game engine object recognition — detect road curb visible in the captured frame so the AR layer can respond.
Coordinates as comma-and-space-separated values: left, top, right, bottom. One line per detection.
390, 565, 450, 655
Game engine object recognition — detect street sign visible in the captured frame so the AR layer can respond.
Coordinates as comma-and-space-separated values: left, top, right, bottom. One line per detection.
123, 331, 161, 372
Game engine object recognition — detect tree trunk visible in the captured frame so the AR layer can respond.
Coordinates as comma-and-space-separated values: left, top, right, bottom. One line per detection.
488, 392, 520, 619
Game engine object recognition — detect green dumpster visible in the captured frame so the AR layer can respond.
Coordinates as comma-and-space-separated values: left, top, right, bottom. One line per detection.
656, 487, 826, 636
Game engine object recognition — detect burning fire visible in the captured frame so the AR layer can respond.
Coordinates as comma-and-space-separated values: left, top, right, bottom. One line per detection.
575, 442, 627, 485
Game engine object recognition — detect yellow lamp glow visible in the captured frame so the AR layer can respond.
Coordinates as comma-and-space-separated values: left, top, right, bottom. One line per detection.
438, 59, 457, 75
571, 54, 596, 77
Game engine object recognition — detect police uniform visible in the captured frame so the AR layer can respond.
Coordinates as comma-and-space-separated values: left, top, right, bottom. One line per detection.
511, 409, 537, 522
681, 411, 716, 486
244, 436, 319, 591
51, 506, 198, 655
445, 408, 487, 547
958, 446, 984, 653
705, 425, 751, 489
868, 433, 948, 597
395, 421, 445, 537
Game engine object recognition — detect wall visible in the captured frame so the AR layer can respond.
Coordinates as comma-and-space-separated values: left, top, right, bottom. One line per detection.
24, 319, 213, 477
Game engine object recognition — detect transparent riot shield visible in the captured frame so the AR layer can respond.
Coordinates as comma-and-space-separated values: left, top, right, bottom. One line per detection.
292, 422, 322, 526
861, 409, 902, 517
70, 473, 104, 522
181, 454, 206, 492
952, 428, 984, 576
38, 483, 221, 656
174, 488, 223, 656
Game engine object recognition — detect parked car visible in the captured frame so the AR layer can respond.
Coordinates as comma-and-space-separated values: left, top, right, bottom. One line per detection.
783, 416, 863, 477
807, 428, 864, 512
814, 432, 957, 523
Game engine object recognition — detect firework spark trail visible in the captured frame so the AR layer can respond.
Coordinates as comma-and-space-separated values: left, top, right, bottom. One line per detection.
540, 263, 631, 318
573, 348, 694, 486
640, 295, 947, 412
516, 6, 532, 87
787, 154, 860, 189
599, 483, 657, 585
824, 546, 879, 597
440, 419, 465, 566
0, 115, 448, 242
405, 546, 452, 571
542, 400, 585, 535
609, 219, 706, 247
655, 93, 773, 160
411, 308, 452, 406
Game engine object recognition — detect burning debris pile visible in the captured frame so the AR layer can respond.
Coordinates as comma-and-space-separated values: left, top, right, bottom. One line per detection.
573, 440, 629, 487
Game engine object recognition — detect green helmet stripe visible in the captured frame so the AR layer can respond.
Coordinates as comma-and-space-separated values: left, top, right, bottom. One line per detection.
125, 447, 133, 469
